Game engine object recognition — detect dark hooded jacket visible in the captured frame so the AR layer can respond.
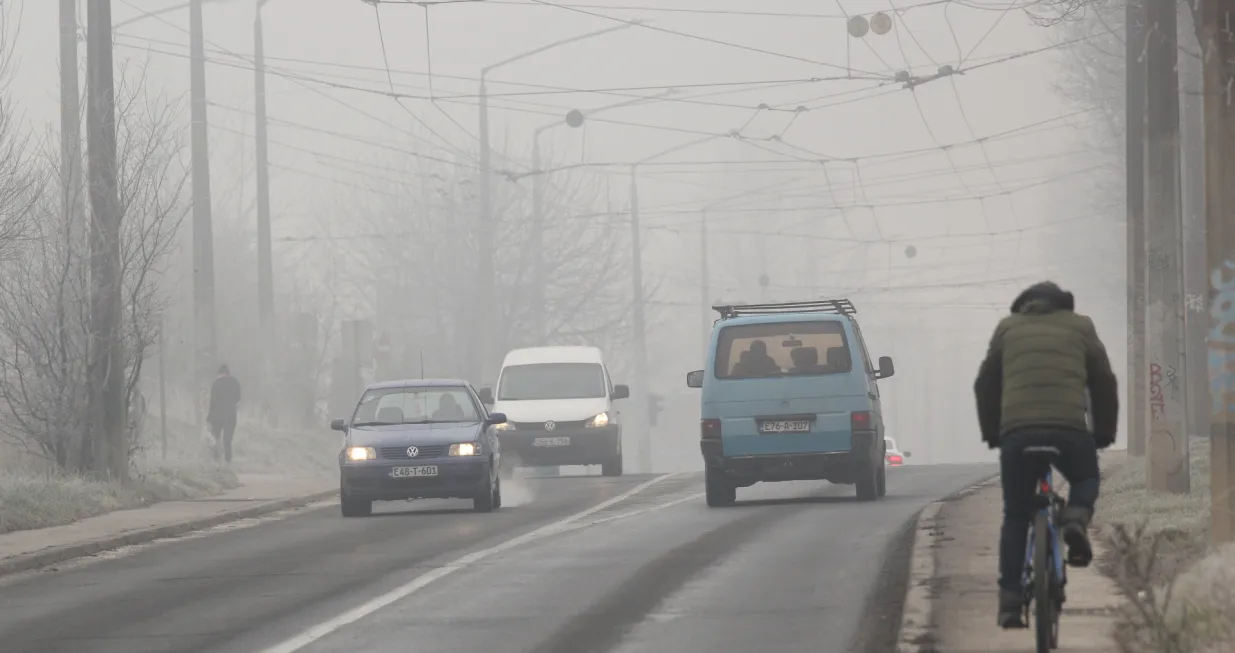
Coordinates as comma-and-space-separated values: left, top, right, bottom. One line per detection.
974, 282, 1119, 448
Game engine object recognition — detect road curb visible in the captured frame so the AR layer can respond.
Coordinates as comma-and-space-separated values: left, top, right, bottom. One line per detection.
0, 488, 339, 577
897, 475, 999, 653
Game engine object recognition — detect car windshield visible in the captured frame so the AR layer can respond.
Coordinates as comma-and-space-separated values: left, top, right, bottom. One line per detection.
714, 320, 852, 379
498, 363, 607, 400
351, 386, 481, 425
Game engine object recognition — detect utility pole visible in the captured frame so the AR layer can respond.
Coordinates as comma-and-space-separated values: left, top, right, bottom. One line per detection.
1126, 0, 1148, 458
629, 167, 651, 473
254, 1, 275, 381
531, 137, 546, 345
85, 0, 126, 481
700, 209, 710, 355
158, 316, 168, 461
1179, 10, 1209, 449
1199, 0, 1235, 543
189, 0, 218, 428
476, 78, 496, 384
60, 0, 83, 243
1143, 0, 1189, 494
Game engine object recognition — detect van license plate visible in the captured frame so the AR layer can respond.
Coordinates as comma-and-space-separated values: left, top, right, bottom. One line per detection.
534, 437, 571, 447
760, 420, 811, 434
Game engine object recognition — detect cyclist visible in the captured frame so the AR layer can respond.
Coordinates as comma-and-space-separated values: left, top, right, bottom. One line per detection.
973, 281, 1118, 628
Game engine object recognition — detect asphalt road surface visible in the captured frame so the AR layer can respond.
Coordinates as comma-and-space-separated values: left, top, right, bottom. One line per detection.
0, 464, 994, 653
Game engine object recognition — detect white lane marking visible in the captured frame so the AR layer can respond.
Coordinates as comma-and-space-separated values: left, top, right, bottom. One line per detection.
256, 472, 686, 653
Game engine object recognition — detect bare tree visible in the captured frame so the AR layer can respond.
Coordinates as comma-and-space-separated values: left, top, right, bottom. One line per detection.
0, 65, 188, 472
0, 3, 37, 265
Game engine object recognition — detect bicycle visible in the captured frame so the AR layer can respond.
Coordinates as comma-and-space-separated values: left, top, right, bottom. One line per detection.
1019, 445, 1067, 652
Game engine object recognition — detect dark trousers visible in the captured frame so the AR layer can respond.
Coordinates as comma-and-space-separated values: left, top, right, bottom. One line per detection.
209, 415, 237, 463
998, 428, 1100, 591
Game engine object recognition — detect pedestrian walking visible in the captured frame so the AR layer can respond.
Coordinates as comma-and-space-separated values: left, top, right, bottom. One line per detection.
207, 365, 242, 463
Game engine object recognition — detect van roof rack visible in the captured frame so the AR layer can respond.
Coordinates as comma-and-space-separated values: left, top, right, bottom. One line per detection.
712, 298, 856, 320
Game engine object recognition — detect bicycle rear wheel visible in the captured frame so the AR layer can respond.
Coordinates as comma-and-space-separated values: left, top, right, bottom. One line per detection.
1033, 512, 1055, 653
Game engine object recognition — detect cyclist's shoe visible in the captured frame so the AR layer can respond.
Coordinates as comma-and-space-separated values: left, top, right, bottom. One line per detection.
1061, 505, 1094, 567
996, 588, 1026, 628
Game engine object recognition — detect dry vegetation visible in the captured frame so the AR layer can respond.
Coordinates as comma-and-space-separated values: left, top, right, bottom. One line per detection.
1097, 442, 1235, 653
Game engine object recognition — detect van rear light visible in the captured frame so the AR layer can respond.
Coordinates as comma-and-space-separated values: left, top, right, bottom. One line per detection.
701, 419, 721, 439
888, 454, 903, 465
851, 411, 872, 432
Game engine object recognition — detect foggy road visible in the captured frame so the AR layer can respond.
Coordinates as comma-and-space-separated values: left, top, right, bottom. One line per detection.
0, 465, 994, 653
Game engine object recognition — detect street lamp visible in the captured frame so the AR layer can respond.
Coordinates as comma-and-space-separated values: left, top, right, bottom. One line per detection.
475, 21, 643, 383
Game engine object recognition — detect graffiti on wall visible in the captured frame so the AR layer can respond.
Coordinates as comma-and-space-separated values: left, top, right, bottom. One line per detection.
1149, 362, 1166, 420
1209, 260, 1235, 415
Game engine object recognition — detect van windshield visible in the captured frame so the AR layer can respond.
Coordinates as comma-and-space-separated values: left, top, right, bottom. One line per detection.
715, 321, 852, 379
498, 363, 607, 400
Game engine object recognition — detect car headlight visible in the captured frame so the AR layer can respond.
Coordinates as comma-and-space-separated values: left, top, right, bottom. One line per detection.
345, 446, 376, 461
586, 412, 610, 428
449, 442, 481, 456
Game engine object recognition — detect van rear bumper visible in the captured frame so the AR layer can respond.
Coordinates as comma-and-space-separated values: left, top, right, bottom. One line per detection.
701, 430, 881, 486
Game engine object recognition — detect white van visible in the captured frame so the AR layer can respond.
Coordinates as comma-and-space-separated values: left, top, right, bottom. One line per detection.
478, 346, 630, 476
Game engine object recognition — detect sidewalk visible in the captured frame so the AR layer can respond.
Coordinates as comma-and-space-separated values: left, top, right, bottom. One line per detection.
0, 473, 336, 576
906, 480, 1121, 653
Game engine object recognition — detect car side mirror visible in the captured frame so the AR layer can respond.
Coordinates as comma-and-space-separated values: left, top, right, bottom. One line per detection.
875, 356, 895, 380
686, 370, 704, 388
611, 384, 630, 400
486, 412, 507, 425
903, 451, 912, 458
477, 387, 494, 404
330, 418, 348, 432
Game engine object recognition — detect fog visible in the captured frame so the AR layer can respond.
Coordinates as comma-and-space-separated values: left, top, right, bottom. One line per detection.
1, 0, 1125, 475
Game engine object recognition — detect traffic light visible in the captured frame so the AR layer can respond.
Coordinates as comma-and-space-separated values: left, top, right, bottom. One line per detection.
648, 393, 663, 427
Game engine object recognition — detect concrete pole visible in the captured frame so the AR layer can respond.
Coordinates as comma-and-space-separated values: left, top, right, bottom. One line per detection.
158, 315, 168, 461
700, 209, 710, 356
60, 0, 84, 240
189, 0, 218, 429
476, 77, 496, 385
85, 0, 126, 481
1126, 0, 1148, 457
1199, 0, 1235, 544
629, 166, 651, 473
1143, 0, 1189, 493
1179, 14, 1209, 446
254, 3, 275, 372
531, 137, 545, 345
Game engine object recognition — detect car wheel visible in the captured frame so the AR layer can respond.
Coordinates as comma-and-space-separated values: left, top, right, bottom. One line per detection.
340, 486, 372, 518
876, 462, 887, 497
705, 468, 736, 507
474, 473, 497, 513
601, 453, 624, 477
856, 462, 879, 501
492, 474, 502, 509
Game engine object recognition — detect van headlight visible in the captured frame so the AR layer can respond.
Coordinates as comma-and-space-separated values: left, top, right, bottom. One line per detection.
345, 446, 376, 461
493, 422, 513, 431
449, 442, 482, 456
586, 412, 611, 428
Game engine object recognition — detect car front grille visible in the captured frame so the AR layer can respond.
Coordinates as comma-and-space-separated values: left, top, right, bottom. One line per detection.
379, 444, 449, 460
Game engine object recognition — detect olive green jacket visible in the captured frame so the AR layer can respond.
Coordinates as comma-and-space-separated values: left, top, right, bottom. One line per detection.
974, 299, 1119, 447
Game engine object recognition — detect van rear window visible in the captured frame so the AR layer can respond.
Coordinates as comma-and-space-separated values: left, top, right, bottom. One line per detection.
715, 321, 851, 379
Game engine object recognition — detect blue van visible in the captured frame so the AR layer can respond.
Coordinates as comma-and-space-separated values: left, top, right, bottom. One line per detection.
685, 299, 896, 506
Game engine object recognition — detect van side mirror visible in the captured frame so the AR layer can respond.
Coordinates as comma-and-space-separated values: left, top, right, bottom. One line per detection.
611, 384, 630, 400
330, 418, 348, 432
686, 370, 704, 388
903, 451, 912, 458
477, 387, 494, 404
875, 356, 895, 380
486, 412, 507, 425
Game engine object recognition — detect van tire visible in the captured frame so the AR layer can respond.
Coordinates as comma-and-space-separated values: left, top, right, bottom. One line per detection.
856, 463, 879, 501
602, 454, 623, 477
340, 487, 372, 518
876, 463, 887, 497
705, 469, 736, 507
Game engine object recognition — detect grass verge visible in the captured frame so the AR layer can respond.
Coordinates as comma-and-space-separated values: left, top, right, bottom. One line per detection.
1097, 439, 1235, 653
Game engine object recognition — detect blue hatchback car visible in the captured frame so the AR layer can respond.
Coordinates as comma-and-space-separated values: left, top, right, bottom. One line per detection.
686, 299, 896, 506
330, 379, 507, 517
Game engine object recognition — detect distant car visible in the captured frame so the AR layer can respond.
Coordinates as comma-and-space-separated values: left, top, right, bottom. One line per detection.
884, 437, 911, 467
330, 379, 508, 517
